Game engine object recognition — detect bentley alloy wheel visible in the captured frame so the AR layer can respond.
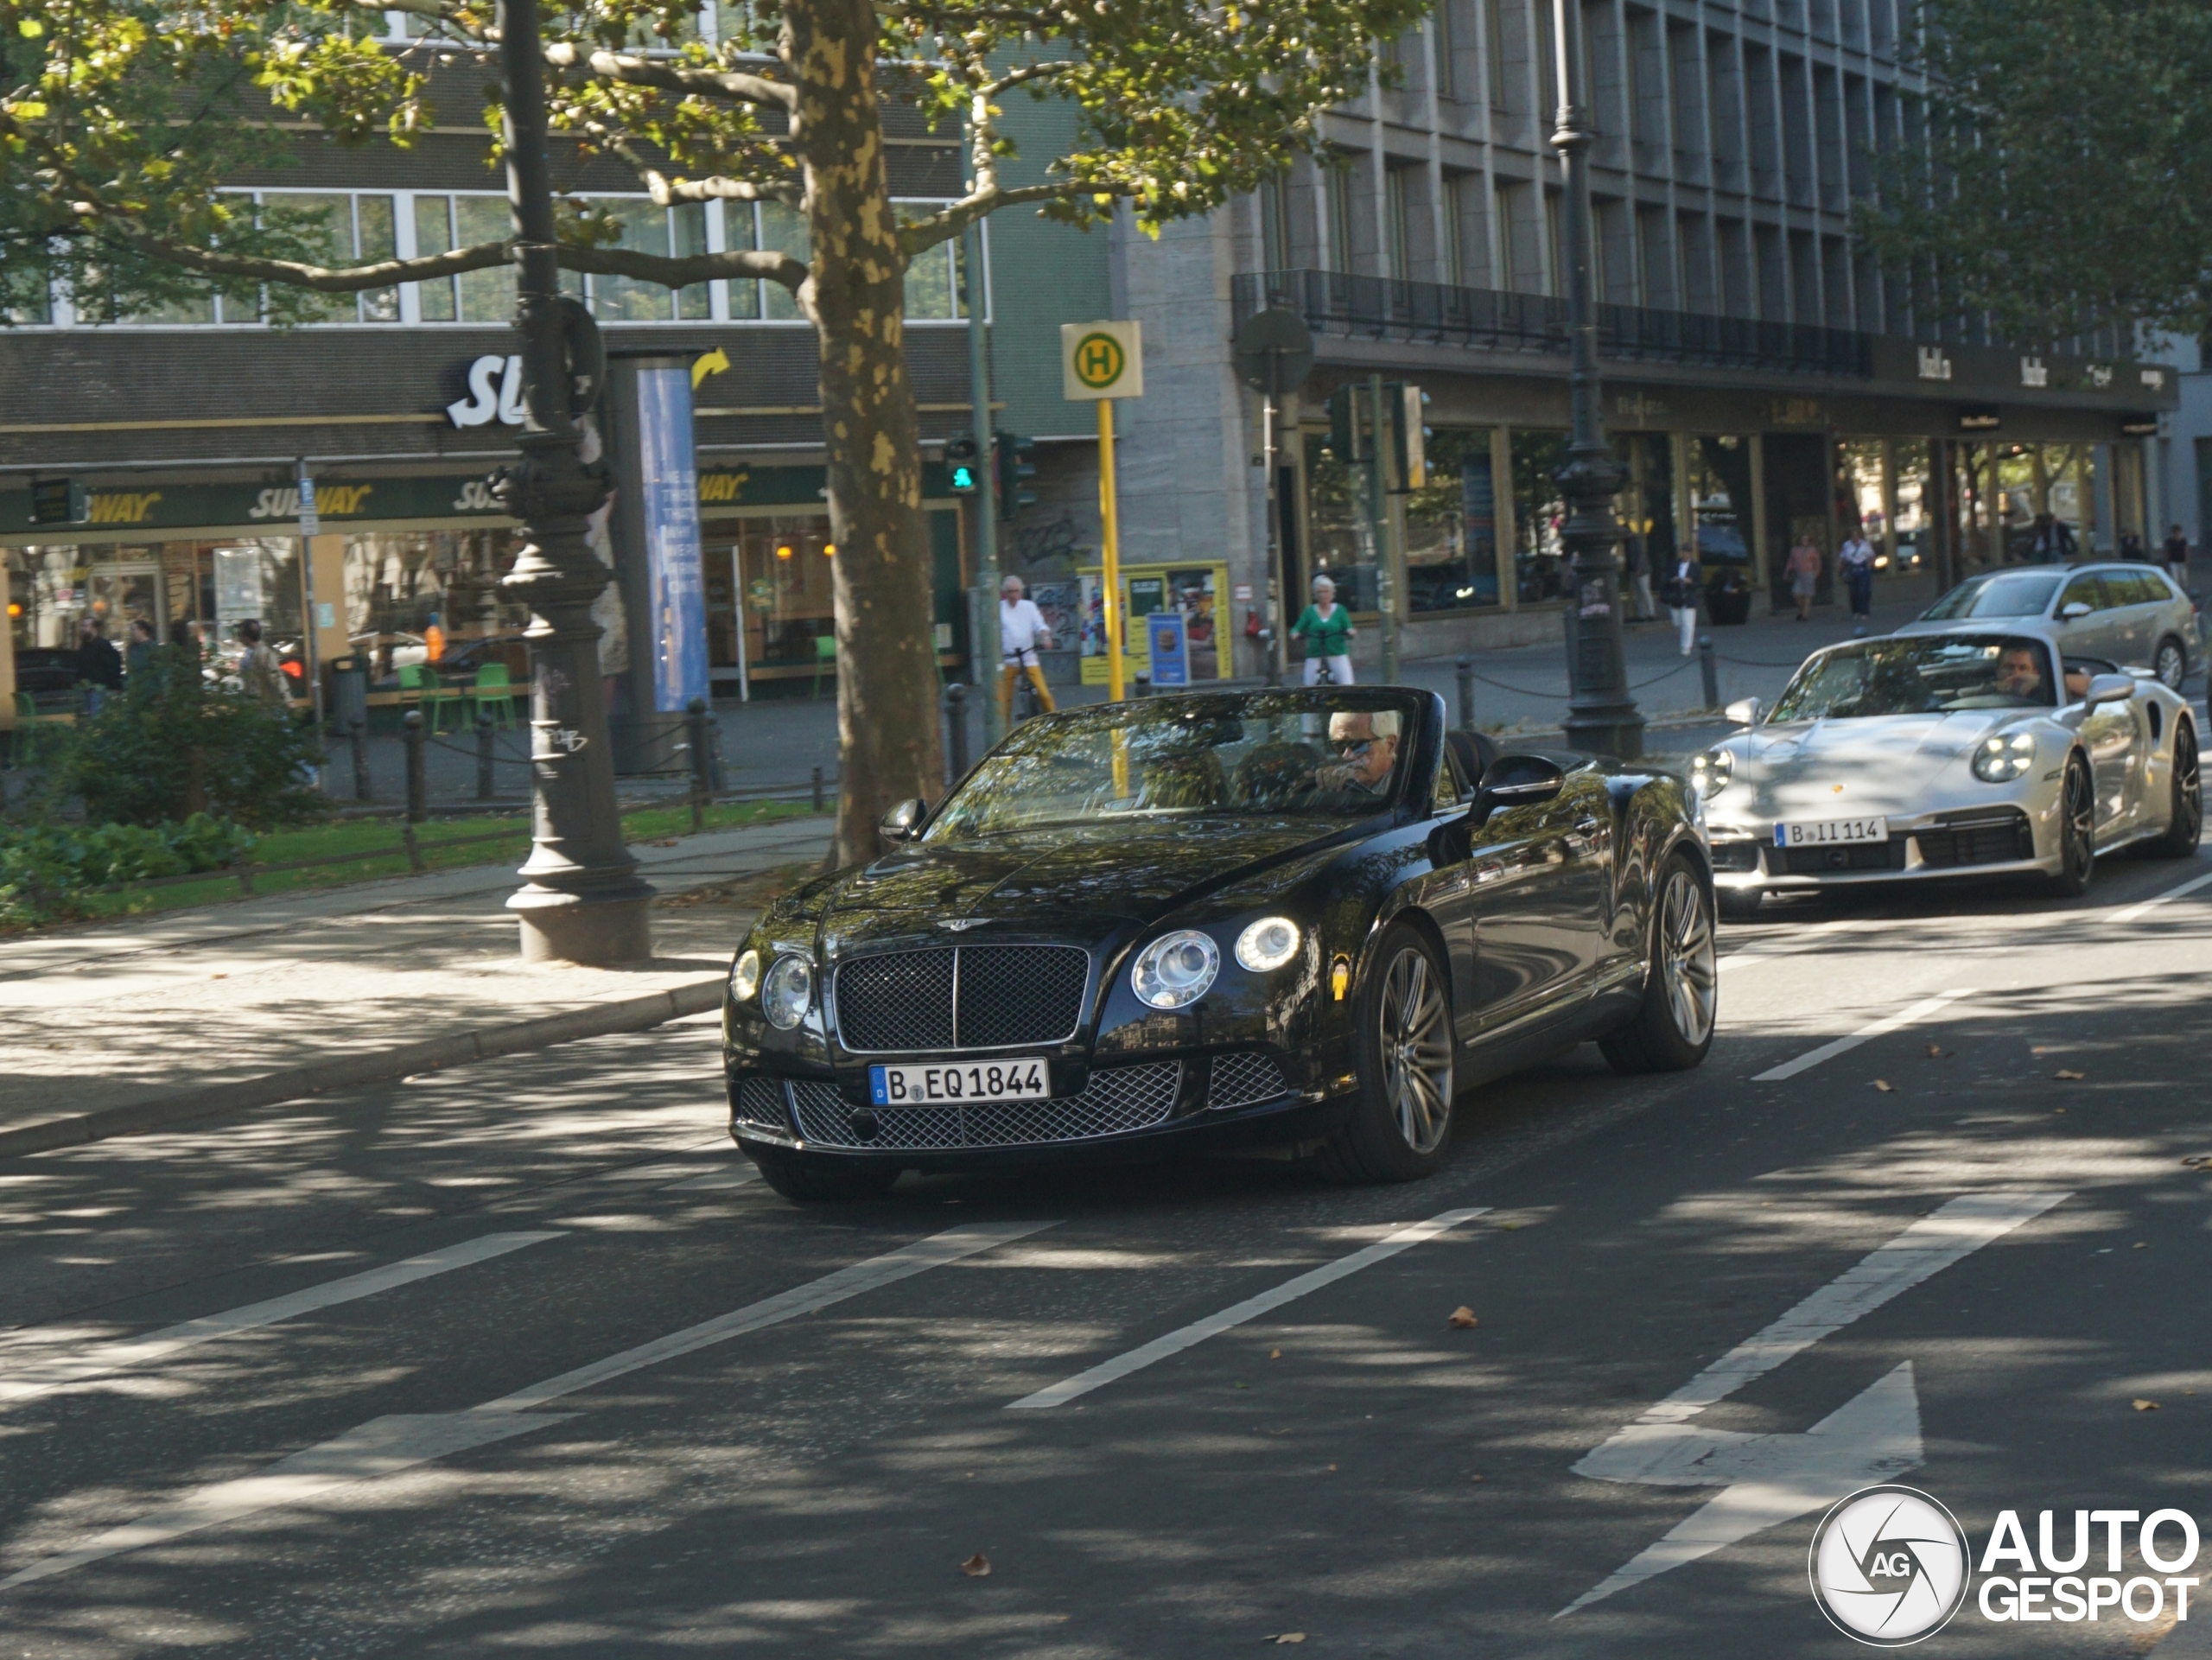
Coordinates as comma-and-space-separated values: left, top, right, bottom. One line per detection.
1377, 943, 1453, 1155
1599, 853, 1718, 1074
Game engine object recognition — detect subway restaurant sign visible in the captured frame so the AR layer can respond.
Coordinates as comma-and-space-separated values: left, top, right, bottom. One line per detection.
1, 462, 959, 539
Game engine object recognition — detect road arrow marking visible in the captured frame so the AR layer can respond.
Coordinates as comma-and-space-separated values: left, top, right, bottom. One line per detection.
0, 1220, 1056, 1592
1558, 1191, 2068, 1615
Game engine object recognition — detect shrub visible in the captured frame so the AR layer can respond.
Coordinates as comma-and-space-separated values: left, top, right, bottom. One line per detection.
0, 814, 257, 927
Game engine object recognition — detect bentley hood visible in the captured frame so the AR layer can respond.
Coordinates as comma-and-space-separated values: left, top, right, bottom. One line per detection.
1708, 711, 2032, 823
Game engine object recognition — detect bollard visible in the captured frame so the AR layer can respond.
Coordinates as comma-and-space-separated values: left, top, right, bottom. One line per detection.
810, 765, 824, 813
403, 709, 427, 824
684, 696, 713, 832
349, 716, 372, 801
1135, 673, 1151, 698
476, 713, 497, 803
1455, 654, 1476, 734
1698, 633, 1719, 709
944, 683, 969, 785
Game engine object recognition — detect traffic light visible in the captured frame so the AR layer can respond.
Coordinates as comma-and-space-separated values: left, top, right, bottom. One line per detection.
944, 435, 980, 493
994, 432, 1037, 515
1324, 385, 1360, 462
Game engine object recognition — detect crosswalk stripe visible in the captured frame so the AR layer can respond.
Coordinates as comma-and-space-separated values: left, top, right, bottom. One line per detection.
1006, 1207, 1490, 1411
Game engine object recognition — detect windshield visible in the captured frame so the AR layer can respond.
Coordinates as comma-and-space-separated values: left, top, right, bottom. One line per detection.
1768, 635, 2059, 721
925, 690, 1421, 839
1921, 570, 2063, 620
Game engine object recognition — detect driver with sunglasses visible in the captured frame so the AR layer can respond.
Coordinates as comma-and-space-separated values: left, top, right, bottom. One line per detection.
1313, 709, 1401, 794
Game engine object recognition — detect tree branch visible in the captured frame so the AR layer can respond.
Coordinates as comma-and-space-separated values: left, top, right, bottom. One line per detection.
546, 42, 798, 111
898, 179, 1135, 254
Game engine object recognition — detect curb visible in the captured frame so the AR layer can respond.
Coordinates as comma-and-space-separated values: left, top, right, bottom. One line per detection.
0, 977, 728, 1161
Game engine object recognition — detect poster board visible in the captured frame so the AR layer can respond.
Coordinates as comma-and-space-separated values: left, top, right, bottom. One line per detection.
1077, 561, 1229, 685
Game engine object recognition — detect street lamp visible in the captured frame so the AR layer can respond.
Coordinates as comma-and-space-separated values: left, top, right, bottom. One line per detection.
1548, 0, 1643, 760
493, 0, 654, 964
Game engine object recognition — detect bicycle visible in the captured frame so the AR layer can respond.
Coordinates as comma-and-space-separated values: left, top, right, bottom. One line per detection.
1003, 651, 1048, 725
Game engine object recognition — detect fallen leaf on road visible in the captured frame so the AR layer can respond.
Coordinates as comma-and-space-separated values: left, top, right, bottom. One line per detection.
1326, 1464, 1338, 1472
1448, 1307, 1479, 1328
2133, 1242, 2149, 1250
2032, 1045, 2054, 1054
2183, 1155, 2212, 1168
1925, 1044, 1942, 1058
1268, 1636, 1307, 1645
1873, 1079, 1893, 1093
2133, 1399, 2160, 1412
210, 972, 227, 980
2055, 1069, 2086, 1080
1469, 1473, 1485, 1483
1499, 1221, 1522, 1231
1268, 1348, 1282, 1360
961, 1553, 991, 1576
2053, 1107, 2067, 1114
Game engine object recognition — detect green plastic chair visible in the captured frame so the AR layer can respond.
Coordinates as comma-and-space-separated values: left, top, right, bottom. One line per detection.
466, 663, 518, 729
810, 633, 837, 699
398, 662, 462, 734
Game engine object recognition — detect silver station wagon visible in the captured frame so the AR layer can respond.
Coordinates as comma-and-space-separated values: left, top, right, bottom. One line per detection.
1895, 563, 2199, 690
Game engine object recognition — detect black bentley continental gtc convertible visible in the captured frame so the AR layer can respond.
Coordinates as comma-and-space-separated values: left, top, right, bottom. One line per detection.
722, 688, 1714, 1199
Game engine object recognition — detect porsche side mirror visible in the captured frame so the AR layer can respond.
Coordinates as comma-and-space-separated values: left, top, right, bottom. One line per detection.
2082, 672, 2134, 709
878, 798, 928, 844
1477, 755, 1565, 815
1724, 696, 1763, 726
2059, 601, 2094, 621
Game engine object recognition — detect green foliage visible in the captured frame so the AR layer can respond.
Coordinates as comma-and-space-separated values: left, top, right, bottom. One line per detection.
0, 814, 256, 927
35, 644, 327, 830
1858, 0, 2212, 343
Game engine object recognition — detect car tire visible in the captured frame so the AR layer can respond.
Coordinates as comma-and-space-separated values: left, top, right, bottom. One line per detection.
2150, 718, 2203, 858
747, 1148, 902, 1202
1599, 855, 1718, 1074
1313, 923, 1455, 1185
2154, 636, 2188, 692
1716, 889, 1764, 924
2049, 754, 2097, 896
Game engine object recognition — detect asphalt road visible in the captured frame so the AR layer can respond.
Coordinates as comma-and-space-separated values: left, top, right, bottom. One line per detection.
3, 849, 2209, 1657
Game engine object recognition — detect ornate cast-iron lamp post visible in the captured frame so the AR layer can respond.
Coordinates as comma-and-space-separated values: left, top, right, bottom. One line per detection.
494, 0, 655, 963
1550, 0, 1644, 760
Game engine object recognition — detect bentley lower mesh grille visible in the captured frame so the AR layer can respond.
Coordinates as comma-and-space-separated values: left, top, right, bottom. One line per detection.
1208, 1051, 1291, 1110
789, 1062, 1179, 1150
833, 944, 1090, 1053
733, 1076, 790, 1129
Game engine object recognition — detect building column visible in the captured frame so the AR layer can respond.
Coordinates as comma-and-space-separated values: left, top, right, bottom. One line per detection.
1745, 431, 1770, 604
1493, 426, 1519, 611
1878, 437, 1899, 568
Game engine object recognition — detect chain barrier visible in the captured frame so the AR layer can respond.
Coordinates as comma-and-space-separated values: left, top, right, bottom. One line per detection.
421, 733, 535, 768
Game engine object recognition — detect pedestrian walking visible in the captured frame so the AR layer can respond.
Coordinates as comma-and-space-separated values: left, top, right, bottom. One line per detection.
995, 574, 1056, 722
2119, 531, 2147, 564
1625, 526, 1656, 622
1661, 549, 1703, 657
1838, 525, 1878, 635
2031, 512, 2077, 563
236, 619, 288, 709
76, 617, 124, 712
124, 618, 158, 684
1785, 533, 1823, 622
1292, 575, 1355, 685
2164, 524, 2192, 587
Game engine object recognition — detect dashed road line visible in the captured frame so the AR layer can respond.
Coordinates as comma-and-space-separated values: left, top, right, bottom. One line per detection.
1751, 990, 1972, 1083
2109, 868, 2212, 926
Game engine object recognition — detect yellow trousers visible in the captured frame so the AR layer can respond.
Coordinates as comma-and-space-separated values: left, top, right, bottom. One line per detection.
998, 661, 1055, 720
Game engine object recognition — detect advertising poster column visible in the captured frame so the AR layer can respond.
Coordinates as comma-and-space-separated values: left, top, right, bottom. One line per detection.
606, 353, 708, 773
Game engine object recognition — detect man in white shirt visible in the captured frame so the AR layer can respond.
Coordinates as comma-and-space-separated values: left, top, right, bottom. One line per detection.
998, 574, 1056, 721
1838, 526, 1878, 634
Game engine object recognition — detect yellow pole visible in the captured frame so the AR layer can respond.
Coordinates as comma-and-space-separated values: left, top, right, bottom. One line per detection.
1099, 397, 1123, 702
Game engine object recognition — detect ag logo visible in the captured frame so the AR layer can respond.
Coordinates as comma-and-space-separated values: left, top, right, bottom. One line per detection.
1810, 1485, 1970, 1646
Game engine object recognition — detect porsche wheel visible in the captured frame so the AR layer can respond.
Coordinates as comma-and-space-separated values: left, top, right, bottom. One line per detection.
2150, 718, 2202, 858
748, 1148, 902, 1202
1315, 924, 1454, 1184
1599, 855, 1717, 1074
2154, 636, 2188, 692
2050, 755, 2096, 896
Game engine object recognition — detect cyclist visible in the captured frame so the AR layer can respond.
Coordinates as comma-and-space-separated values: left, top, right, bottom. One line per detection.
1292, 574, 1354, 685
998, 574, 1056, 722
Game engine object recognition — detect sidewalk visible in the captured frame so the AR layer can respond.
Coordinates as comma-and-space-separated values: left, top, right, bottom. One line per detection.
0, 813, 832, 1158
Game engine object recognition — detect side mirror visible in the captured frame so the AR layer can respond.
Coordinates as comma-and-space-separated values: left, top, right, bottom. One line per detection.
878, 798, 928, 844
1724, 696, 1763, 727
1476, 754, 1566, 815
2059, 601, 2094, 621
2082, 672, 2134, 709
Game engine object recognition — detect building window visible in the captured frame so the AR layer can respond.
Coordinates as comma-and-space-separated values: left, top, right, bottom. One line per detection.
1259, 175, 1292, 273
1406, 429, 1503, 612
1325, 162, 1356, 275
1385, 169, 1411, 283
1441, 176, 1465, 287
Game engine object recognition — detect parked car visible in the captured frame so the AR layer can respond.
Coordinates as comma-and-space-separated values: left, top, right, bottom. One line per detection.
1897, 563, 2199, 690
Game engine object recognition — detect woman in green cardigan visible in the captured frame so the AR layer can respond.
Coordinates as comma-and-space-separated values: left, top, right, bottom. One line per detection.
1292, 574, 1355, 684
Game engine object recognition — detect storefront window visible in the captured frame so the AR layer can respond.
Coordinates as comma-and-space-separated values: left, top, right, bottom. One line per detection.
340, 531, 526, 677
1303, 431, 1377, 611
1510, 430, 1570, 603
7, 540, 288, 654
1404, 429, 1503, 613
1688, 435, 1758, 596
708, 515, 837, 670
1615, 432, 1681, 585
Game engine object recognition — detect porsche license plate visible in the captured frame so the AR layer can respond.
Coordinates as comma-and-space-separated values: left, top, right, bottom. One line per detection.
868, 1057, 1050, 1106
1774, 816, 1888, 849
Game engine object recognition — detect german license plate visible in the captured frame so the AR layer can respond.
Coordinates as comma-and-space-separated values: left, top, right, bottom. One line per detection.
868, 1057, 1050, 1106
1774, 816, 1888, 848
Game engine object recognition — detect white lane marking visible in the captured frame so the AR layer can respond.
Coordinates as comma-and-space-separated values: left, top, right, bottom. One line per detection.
1006, 1207, 1490, 1411
0, 1219, 1055, 1591
0, 1232, 563, 1408
1560, 1191, 2069, 1614
1750, 989, 1972, 1083
1715, 918, 1859, 975
2109, 868, 2212, 925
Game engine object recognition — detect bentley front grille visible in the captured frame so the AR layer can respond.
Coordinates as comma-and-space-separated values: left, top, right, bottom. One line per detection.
1207, 1051, 1291, 1110
833, 944, 1090, 1053
789, 1061, 1179, 1150
733, 1075, 791, 1129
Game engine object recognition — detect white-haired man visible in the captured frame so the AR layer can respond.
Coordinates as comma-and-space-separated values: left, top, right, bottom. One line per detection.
998, 574, 1056, 720
1315, 709, 1401, 794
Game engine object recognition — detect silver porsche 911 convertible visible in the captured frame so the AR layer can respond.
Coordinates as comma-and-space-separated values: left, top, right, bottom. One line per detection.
1695, 622, 2202, 920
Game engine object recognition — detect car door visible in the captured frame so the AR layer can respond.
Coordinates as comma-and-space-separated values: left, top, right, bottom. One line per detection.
2067, 663, 2143, 837
1467, 782, 1594, 1036
2053, 570, 2113, 659
2107, 569, 2162, 669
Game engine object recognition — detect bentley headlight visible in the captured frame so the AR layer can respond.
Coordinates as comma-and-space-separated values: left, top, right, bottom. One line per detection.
1972, 732, 2036, 783
1132, 929, 1220, 1009
1689, 747, 1734, 799
1234, 917, 1302, 973
729, 948, 762, 1002
760, 954, 815, 1029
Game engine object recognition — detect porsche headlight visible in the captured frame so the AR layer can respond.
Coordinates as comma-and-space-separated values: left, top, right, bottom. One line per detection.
760, 954, 815, 1029
1234, 917, 1302, 973
1972, 733, 2036, 783
1689, 747, 1734, 799
729, 948, 763, 1002
1131, 929, 1220, 1009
